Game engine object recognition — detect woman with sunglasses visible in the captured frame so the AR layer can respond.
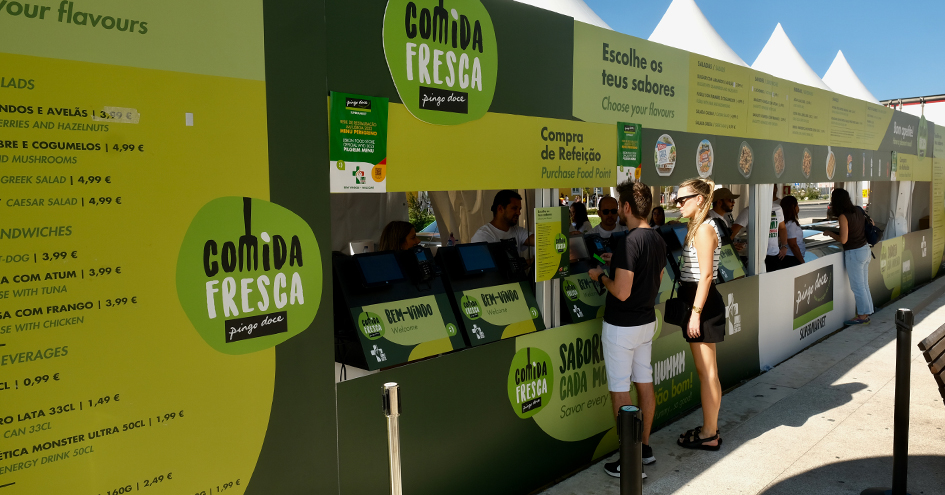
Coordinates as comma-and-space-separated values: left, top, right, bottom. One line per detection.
674, 178, 725, 452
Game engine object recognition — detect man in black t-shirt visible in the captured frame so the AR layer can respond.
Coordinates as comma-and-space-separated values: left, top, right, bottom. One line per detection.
588, 181, 667, 478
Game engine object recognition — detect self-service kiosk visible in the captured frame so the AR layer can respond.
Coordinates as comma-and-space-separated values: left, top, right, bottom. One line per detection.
436, 240, 545, 346
559, 233, 623, 324
333, 245, 466, 370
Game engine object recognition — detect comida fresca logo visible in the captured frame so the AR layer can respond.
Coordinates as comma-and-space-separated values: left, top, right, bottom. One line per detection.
460, 294, 481, 319
176, 197, 322, 354
383, 0, 498, 125
507, 347, 554, 419
562, 279, 579, 302
357, 311, 386, 340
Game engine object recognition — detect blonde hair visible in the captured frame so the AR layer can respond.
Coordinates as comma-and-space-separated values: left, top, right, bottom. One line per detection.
678, 177, 715, 247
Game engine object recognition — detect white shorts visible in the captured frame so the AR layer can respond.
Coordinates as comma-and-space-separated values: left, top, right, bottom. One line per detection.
602, 320, 656, 392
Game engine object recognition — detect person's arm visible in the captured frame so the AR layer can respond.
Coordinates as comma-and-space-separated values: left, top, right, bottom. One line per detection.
826, 214, 849, 244
687, 224, 718, 339
589, 266, 633, 301
730, 224, 743, 238
524, 233, 535, 246
777, 221, 788, 259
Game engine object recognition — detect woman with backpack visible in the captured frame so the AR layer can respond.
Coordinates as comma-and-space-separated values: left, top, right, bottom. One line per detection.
824, 188, 874, 325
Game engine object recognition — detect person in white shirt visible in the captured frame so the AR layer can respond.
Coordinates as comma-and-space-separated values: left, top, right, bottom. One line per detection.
588, 196, 629, 238
470, 190, 535, 255
570, 201, 593, 234
731, 187, 787, 272
778, 195, 805, 268
707, 187, 738, 229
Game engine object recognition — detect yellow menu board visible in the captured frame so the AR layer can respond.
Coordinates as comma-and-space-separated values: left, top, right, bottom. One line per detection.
746, 73, 791, 142
685, 54, 749, 137
787, 82, 830, 146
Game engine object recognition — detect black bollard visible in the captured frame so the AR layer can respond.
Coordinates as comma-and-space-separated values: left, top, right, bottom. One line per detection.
861, 309, 913, 495
618, 405, 643, 495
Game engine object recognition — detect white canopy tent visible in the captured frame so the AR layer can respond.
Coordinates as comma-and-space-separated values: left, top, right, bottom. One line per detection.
822, 50, 879, 104
648, 0, 747, 67
512, 0, 611, 30
751, 23, 831, 91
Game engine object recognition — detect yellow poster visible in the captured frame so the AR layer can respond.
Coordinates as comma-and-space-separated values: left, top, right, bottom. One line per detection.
534, 207, 570, 282
0, 2, 277, 493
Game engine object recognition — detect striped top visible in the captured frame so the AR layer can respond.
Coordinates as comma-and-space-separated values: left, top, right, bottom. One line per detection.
679, 220, 721, 282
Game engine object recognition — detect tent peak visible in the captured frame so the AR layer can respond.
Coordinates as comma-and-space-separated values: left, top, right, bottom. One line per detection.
648, 0, 747, 67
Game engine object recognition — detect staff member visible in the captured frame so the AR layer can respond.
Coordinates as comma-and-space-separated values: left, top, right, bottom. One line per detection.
779, 195, 805, 268
587, 196, 628, 238
588, 181, 665, 478
379, 221, 421, 251
471, 190, 534, 254
732, 187, 787, 272
570, 201, 593, 234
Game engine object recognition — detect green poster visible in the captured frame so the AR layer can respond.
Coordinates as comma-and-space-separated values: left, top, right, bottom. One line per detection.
562, 273, 608, 322
454, 282, 544, 346
351, 293, 464, 369
932, 157, 945, 278
535, 207, 570, 282
329, 91, 389, 192
617, 122, 642, 183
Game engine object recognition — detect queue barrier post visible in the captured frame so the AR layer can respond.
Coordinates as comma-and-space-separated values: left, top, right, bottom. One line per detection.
618, 405, 643, 495
861, 309, 913, 495
382, 382, 403, 495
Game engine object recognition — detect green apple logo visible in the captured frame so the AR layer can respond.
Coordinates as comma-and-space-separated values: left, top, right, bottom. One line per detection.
176, 197, 322, 354
507, 347, 554, 419
383, 0, 498, 125
460, 294, 481, 320
358, 311, 386, 340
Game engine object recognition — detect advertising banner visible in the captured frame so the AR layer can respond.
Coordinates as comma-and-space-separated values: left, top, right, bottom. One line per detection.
561, 274, 607, 323
617, 122, 642, 183
451, 282, 543, 346
758, 254, 855, 369
328, 91, 389, 192
0, 0, 339, 493
932, 156, 945, 278
535, 207, 570, 282
903, 230, 932, 291
348, 293, 465, 369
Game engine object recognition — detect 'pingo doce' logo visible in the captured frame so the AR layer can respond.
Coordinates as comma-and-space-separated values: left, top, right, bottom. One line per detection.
383, 0, 498, 125
176, 197, 322, 354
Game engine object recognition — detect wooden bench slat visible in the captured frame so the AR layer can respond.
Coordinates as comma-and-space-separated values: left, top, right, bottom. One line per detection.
924, 336, 945, 363
918, 323, 945, 352
939, 385, 945, 404
934, 368, 945, 389
931, 350, 945, 375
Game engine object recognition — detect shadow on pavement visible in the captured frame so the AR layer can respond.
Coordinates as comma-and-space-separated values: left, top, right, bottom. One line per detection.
760, 455, 945, 495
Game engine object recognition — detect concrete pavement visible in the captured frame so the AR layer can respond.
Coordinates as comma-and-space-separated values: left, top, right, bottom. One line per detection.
539, 276, 945, 495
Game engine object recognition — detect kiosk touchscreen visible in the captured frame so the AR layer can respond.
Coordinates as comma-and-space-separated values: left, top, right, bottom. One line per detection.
436, 241, 544, 346
333, 246, 466, 371
560, 233, 609, 324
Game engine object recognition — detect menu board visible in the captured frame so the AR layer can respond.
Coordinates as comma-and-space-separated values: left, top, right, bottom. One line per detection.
0, 2, 340, 494
535, 207, 570, 282
787, 82, 830, 146
828, 94, 865, 149
932, 155, 945, 278
746, 73, 791, 142
686, 54, 749, 137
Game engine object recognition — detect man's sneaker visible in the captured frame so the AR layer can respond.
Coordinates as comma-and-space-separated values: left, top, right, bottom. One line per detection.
603, 458, 647, 479
642, 444, 656, 465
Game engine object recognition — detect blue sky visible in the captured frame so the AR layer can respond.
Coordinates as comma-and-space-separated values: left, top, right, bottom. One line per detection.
583, 0, 944, 101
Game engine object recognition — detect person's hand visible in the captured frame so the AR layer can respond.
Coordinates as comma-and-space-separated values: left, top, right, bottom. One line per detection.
588, 266, 604, 282
778, 246, 788, 260
600, 252, 613, 265
687, 312, 701, 339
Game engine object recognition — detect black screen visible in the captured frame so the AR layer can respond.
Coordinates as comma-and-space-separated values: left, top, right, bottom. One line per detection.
569, 236, 589, 260
458, 243, 495, 273
357, 253, 405, 285
415, 249, 427, 262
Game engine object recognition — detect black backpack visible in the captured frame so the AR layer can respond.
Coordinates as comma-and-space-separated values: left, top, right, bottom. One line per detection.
860, 207, 881, 247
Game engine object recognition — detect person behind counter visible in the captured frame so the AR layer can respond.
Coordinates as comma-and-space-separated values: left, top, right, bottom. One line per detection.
588, 181, 665, 477
732, 186, 787, 272
779, 195, 805, 268
674, 177, 725, 452
824, 188, 873, 325
379, 220, 421, 251
471, 190, 535, 254
570, 201, 592, 234
649, 205, 666, 227
588, 196, 628, 238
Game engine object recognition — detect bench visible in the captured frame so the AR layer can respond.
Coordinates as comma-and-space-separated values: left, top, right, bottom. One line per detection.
918, 323, 945, 406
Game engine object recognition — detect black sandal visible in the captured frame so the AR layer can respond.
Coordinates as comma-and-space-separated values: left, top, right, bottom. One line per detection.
677, 430, 722, 451
678, 425, 720, 440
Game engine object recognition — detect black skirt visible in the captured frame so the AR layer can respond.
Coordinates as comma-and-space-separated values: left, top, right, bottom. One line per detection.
677, 281, 725, 343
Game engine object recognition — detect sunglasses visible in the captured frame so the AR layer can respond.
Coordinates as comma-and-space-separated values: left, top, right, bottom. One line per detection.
599, 208, 618, 215
675, 194, 701, 207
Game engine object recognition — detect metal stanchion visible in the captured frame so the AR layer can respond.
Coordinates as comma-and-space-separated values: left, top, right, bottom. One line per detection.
862, 309, 913, 495
618, 405, 643, 495
382, 382, 403, 495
